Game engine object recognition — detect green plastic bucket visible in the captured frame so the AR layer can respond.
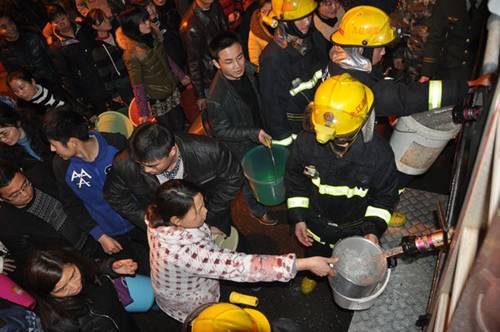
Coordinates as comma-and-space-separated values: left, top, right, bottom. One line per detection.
241, 145, 289, 206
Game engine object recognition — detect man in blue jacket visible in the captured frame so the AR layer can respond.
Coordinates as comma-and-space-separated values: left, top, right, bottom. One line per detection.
42, 108, 149, 273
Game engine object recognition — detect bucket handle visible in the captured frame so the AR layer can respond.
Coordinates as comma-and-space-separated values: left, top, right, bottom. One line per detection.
392, 127, 418, 134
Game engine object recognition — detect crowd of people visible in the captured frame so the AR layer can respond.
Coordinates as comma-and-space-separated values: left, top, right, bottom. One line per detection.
0, 0, 490, 330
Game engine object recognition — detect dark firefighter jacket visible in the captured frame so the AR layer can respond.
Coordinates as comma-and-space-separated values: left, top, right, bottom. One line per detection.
285, 131, 399, 245
259, 30, 330, 145
327, 62, 469, 117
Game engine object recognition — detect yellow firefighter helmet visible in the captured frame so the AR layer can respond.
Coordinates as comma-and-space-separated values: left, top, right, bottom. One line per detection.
191, 303, 271, 332
271, 0, 317, 22
331, 6, 396, 47
307, 73, 374, 144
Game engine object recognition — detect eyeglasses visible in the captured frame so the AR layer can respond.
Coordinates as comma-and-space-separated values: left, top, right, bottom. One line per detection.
6, 179, 31, 201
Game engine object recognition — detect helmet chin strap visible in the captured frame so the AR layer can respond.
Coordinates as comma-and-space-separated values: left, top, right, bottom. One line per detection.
328, 121, 368, 158
329, 140, 352, 158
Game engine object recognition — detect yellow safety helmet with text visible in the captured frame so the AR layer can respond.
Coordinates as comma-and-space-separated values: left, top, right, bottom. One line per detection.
192, 303, 271, 332
271, 0, 317, 22
331, 6, 396, 47
307, 73, 374, 144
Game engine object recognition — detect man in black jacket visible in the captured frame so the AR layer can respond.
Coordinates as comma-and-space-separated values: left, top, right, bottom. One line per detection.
47, 4, 109, 115
103, 122, 243, 236
0, 11, 60, 84
420, 0, 489, 81
206, 31, 276, 225
180, 0, 228, 111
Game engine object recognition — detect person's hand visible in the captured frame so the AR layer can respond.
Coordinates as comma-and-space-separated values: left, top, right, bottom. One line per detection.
181, 75, 191, 86
1, 257, 16, 275
98, 234, 123, 255
138, 115, 149, 124
295, 222, 313, 247
112, 259, 138, 275
258, 130, 272, 146
210, 226, 225, 236
419, 76, 430, 83
393, 58, 404, 70
298, 256, 338, 277
468, 73, 495, 88
364, 233, 380, 246
329, 45, 347, 62
197, 98, 207, 111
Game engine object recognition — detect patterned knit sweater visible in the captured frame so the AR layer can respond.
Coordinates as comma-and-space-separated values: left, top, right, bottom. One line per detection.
148, 222, 297, 322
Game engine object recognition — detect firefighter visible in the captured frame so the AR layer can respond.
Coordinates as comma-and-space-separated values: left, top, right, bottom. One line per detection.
328, 5, 471, 118
327, 5, 490, 206
258, 0, 330, 147
285, 73, 399, 294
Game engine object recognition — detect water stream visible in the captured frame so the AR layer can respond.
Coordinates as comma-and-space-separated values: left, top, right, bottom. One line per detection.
266, 140, 278, 184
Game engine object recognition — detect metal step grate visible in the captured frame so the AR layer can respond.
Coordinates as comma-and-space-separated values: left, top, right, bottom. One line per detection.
348, 188, 448, 332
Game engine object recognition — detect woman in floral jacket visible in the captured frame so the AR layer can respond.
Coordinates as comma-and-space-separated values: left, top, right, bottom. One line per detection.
146, 179, 337, 322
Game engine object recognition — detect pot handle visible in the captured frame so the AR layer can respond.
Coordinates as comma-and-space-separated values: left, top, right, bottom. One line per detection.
387, 256, 397, 269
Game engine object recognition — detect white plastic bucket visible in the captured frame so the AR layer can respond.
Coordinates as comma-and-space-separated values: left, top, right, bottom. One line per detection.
213, 226, 239, 251
389, 115, 462, 175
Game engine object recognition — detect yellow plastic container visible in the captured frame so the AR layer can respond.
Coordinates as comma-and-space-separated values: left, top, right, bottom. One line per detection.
229, 291, 259, 307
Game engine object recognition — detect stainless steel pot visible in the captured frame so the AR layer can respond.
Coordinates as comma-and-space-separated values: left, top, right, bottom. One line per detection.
329, 236, 388, 299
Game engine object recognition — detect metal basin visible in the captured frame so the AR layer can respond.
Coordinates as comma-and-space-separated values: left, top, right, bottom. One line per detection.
329, 236, 388, 299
